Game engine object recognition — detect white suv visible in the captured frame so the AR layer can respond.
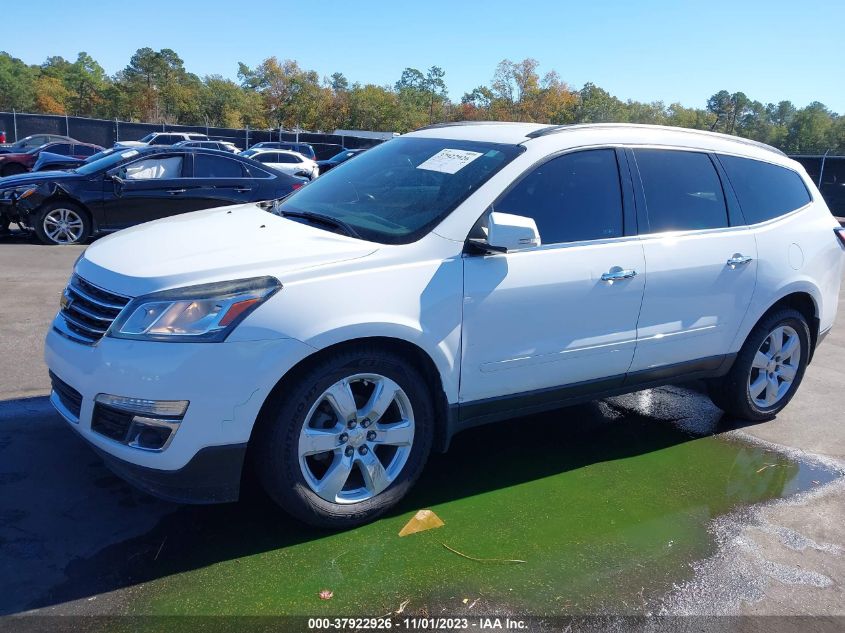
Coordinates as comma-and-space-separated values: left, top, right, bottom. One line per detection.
46, 123, 844, 527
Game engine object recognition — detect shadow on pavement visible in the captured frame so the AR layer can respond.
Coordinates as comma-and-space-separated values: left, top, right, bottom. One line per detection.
0, 386, 751, 615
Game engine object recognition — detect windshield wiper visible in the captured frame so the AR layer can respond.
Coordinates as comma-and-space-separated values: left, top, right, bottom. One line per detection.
279, 210, 361, 239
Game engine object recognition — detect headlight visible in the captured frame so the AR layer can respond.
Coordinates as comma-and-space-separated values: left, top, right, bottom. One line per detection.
14, 186, 38, 200
2, 186, 38, 201
109, 276, 281, 343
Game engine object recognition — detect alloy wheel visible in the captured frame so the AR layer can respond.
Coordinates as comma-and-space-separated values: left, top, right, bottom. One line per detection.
298, 373, 415, 504
43, 208, 84, 244
747, 325, 801, 408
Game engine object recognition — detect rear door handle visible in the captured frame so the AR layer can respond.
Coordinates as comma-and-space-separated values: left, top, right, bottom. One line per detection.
166, 188, 186, 195
601, 268, 637, 282
726, 254, 753, 268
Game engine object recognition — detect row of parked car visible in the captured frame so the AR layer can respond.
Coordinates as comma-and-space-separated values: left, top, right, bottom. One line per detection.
0, 132, 368, 244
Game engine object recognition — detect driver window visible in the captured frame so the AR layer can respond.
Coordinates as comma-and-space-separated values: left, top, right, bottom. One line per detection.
123, 156, 184, 180
494, 149, 624, 245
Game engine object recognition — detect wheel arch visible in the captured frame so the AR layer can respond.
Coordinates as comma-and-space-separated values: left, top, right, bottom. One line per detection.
247, 335, 453, 464
748, 290, 821, 361
29, 193, 96, 234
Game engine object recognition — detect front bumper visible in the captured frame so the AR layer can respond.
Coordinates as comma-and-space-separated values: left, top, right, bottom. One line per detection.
45, 325, 316, 502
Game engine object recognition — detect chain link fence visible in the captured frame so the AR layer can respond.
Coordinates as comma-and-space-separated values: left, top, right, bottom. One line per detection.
0, 112, 385, 159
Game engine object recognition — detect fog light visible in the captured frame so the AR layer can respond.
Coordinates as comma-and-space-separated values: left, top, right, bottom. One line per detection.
95, 394, 188, 417
127, 416, 179, 451
92, 394, 188, 452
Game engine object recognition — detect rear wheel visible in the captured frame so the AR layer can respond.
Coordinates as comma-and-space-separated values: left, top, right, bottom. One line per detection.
256, 347, 434, 528
33, 201, 90, 245
708, 309, 810, 420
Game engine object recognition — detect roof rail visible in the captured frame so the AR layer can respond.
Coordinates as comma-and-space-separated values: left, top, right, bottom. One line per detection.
414, 121, 527, 131
525, 123, 787, 157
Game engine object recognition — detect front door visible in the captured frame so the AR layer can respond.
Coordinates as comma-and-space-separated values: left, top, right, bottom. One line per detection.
102, 154, 195, 228
460, 148, 646, 404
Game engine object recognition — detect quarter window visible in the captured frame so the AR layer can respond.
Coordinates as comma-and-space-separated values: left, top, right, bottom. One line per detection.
634, 149, 728, 232
494, 149, 624, 244
718, 154, 812, 224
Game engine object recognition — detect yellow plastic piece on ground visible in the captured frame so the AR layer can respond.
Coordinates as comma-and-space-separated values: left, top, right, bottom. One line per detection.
398, 509, 445, 537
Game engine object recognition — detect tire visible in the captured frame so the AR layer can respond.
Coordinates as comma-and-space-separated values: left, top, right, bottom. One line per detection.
1, 163, 26, 177
256, 346, 434, 528
33, 201, 91, 245
708, 308, 810, 420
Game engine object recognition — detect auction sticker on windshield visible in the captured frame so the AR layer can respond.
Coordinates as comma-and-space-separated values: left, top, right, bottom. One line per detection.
417, 148, 483, 174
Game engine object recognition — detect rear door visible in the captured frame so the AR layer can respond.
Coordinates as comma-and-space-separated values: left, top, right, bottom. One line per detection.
627, 148, 757, 375
188, 152, 258, 207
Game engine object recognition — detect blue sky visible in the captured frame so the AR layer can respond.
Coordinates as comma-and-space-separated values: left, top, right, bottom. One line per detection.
3, 0, 843, 112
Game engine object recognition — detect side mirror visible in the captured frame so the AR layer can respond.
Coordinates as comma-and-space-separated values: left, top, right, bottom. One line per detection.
470, 212, 541, 253
105, 169, 124, 184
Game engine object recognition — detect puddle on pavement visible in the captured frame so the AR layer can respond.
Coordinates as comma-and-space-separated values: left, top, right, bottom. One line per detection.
99, 387, 839, 616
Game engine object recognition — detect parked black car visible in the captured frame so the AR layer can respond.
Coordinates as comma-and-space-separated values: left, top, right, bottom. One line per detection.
790, 155, 845, 217
317, 148, 367, 174
249, 141, 316, 160
0, 147, 303, 245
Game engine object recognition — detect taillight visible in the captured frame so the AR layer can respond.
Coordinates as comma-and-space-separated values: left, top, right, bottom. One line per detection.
291, 183, 303, 191
836, 227, 845, 248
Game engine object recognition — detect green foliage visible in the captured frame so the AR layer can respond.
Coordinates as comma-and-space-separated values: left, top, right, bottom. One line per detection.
1, 49, 842, 152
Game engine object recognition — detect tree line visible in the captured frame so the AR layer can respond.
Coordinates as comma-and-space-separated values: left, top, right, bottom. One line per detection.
1, 49, 842, 153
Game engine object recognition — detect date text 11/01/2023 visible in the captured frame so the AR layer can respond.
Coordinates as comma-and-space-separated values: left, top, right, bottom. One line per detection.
307, 617, 529, 630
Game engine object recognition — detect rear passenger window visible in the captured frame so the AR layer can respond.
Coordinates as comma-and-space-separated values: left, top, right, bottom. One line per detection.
194, 154, 244, 178
47, 144, 73, 155
494, 149, 624, 244
718, 155, 811, 224
634, 149, 728, 232
75, 145, 97, 157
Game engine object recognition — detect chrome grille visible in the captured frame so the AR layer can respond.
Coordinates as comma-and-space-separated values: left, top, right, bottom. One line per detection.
56, 274, 131, 345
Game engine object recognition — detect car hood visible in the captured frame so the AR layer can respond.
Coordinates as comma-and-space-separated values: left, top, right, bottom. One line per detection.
37, 151, 83, 163
76, 203, 379, 296
0, 170, 83, 188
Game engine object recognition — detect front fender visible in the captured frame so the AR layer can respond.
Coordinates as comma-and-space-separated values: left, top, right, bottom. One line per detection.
305, 321, 460, 403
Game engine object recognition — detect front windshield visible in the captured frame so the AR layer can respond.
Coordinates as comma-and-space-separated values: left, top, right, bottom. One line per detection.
138, 133, 156, 143
277, 137, 523, 244
240, 149, 258, 158
75, 148, 142, 175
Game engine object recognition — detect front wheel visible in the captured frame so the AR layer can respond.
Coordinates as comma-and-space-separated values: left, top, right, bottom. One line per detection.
33, 202, 90, 245
708, 308, 810, 420
256, 347, 434, 528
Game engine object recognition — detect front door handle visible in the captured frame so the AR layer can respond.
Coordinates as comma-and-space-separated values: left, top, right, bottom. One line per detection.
601, 267, 637, 282
234, 187, 253, 193
167, 188, 187, 195
726, 254, 753, 268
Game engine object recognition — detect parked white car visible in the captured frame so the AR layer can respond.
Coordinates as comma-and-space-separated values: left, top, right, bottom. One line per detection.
46, 123, 844, 528
241, 148, 319, 180
115, 132, 209, 149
